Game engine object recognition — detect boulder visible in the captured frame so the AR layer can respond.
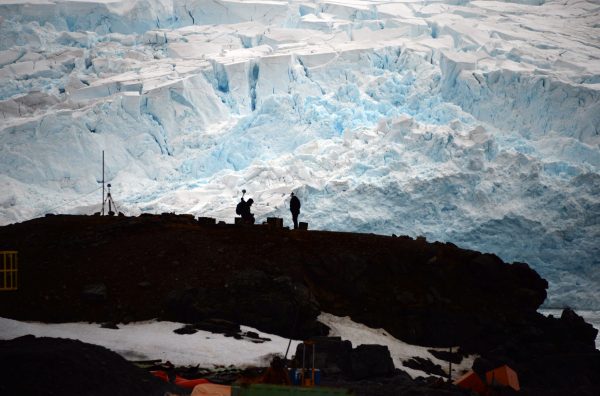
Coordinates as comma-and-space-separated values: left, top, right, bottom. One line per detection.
292, 337, 353, 376
403, 357, 447, 377
163, 271, 328, 339
351, 344, 396, 380
81, 283, 107, 303
173, 324, 198, 335
292, 338, 395, 380
100, 322, 119, 330
560, 308, 598, 350
0, 336, 175, 396
193, 319, 241, 336
428, 349, 463, 365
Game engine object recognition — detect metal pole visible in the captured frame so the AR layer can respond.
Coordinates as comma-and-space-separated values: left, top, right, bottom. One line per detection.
302, 343, 306, 385
448, 346, 452, 382
312, 343, 315, 386
8, 253, 15, 289
102, 150, 105, 215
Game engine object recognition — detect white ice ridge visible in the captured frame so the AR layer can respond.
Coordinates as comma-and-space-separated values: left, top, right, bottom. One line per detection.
0, 1, 599, 308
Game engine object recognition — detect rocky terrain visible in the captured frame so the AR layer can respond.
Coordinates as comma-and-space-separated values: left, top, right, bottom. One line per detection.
0, 214, 598, 395
0, 335, 179, 396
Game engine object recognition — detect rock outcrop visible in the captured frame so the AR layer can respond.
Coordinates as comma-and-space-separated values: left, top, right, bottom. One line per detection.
0, 335, 175, 396
0, 214, 598, 395
290, 337, 396, 380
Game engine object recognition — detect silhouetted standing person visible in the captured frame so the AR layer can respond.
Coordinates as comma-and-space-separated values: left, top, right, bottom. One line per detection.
236, 192, 246, 217
290, 192, 301, 229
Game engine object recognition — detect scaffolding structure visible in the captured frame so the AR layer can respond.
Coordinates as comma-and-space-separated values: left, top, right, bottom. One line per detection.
0, 251, 18, 291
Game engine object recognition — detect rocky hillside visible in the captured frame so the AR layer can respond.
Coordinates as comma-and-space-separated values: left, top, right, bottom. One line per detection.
0, 214, 598, 395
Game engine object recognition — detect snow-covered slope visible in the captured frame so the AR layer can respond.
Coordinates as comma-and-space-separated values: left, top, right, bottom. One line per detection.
1, 0, 599, 308
0, 313, 477, 379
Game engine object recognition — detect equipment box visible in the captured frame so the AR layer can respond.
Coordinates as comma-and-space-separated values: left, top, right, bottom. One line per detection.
289, 369, 321, 386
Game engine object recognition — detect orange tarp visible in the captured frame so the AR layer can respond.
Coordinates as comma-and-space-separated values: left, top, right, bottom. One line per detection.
454, 370, 487, 394
191, 383, 232, 396
486, 365, 520, 391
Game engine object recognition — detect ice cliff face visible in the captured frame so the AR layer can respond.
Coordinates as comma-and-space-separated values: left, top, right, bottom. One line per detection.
0, 0, 598, 308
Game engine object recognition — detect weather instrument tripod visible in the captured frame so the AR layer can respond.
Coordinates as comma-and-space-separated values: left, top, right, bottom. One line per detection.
102, 183, 118, 216
100, 150, 119, 216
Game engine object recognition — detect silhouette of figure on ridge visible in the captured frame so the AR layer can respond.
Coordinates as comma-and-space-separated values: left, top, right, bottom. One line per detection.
236, 189, 255, 224
290, 192, 301, 229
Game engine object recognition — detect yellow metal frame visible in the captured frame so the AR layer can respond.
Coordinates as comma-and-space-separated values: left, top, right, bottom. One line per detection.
300, 340, 316, 387
0, 251, 18, 291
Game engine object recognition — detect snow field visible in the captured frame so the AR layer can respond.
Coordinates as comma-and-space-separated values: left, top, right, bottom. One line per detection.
0, 313, 476, 379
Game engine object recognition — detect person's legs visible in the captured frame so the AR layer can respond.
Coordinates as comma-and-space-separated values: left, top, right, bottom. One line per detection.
292, 213, 298, 229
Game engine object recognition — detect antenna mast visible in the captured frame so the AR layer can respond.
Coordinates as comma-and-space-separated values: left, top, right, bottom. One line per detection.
102, 150, 105, 216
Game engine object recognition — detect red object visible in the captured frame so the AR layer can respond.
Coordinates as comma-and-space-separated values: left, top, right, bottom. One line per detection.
454, 370, 488, 395
151, 370, 211, 389
151, 370, 169, 381
486, 365, 520, 391
176, 378, 211, 389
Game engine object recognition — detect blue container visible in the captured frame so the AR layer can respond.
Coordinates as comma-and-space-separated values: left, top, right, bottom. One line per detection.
288, 369, 321, 386
289, 368, 299, 385
314, 369, 321, 385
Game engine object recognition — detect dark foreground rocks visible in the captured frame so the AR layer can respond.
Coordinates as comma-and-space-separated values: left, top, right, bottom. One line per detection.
471, 308, 600, 396
0, 335, 469, 396
0, 214, 598, 395
290, 337, 396, 380
0, 335, 178, 396
319, 374, 467, 396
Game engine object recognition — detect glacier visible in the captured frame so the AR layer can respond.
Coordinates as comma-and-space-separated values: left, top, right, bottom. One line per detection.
0, 0, 599, 309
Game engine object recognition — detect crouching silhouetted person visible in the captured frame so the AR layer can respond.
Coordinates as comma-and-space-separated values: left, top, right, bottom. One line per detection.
236, 189, 255, 225
290, 192, 301, 229
240, 198, 255, 224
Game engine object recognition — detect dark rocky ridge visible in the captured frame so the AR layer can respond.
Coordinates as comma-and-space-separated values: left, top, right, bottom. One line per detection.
0, 214, 598, 395
0, 214, 546, 344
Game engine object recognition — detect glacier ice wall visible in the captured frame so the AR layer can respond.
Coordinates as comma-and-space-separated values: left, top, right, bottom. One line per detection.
1, 0, 599, 308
